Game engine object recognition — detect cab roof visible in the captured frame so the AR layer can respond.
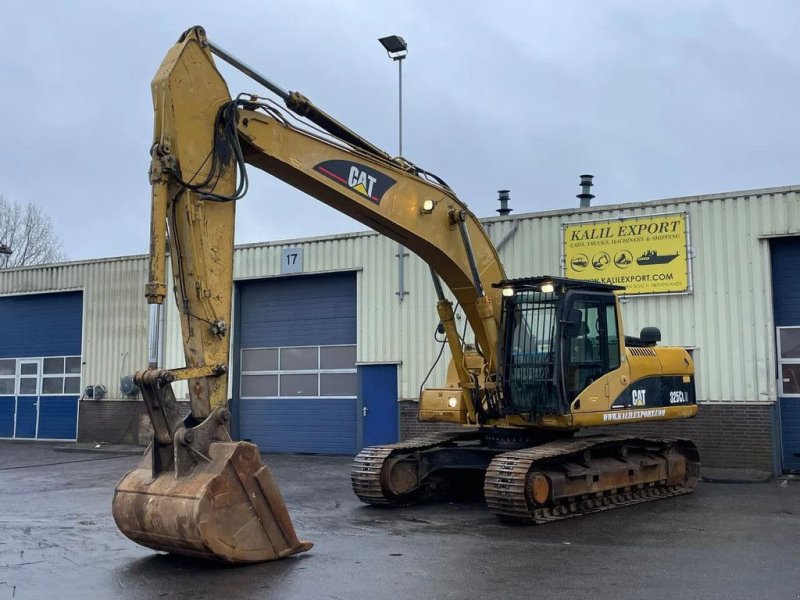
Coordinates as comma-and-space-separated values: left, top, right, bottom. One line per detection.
493, 276, 625, 293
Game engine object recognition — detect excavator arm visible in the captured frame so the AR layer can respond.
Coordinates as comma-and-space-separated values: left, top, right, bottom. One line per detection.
146, 28, 237, 421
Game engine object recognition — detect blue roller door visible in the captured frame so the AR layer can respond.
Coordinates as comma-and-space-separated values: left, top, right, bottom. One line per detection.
0, 291, 83, 441
235, 272, 358, 454
0, 399, 13, 437
771, 237, 800, 473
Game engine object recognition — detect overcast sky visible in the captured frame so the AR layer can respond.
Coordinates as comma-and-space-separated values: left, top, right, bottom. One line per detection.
1, 1, 799, 261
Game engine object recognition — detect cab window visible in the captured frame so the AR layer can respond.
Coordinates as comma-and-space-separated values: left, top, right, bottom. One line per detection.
565, 294, 620, 398
606, 303, 620, 370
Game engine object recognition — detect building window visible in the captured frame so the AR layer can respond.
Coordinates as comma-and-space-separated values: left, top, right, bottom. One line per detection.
0, 356, 81, 396
0, 359, 14, 395
240, 345, 357, 399
41, 356, 82, 395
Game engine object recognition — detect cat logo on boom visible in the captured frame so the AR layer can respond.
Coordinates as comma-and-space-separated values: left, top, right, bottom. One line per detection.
348, 166, 376, 199
313, 159, 397, 205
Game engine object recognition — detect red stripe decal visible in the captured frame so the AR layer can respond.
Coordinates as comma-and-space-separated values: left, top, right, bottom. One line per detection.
317, 166, 348, 185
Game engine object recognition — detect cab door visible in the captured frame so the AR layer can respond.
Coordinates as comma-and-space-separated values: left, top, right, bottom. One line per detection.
563, 292, 621, 410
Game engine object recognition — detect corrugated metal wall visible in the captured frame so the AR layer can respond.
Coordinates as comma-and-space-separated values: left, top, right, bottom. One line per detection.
3, 186, 799, 405
483, 186, 800, 404
161, 233, 449, 401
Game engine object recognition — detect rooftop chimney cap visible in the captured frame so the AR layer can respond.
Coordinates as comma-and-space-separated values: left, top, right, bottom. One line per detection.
577, 174, 595, 208
497, 189, 512, 216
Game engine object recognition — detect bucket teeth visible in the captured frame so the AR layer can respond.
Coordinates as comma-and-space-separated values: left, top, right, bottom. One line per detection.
113, 441, 312, 563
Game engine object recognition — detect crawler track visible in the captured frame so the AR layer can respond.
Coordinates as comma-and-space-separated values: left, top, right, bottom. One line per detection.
351, 430, 480, 505
352, 433, 699, 522
484, 436, 699, 523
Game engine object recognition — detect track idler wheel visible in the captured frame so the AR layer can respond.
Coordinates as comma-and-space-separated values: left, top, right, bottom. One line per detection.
528, 472, 551, 506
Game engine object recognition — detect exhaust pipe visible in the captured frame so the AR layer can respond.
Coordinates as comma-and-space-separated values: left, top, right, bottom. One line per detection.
496, 189, 512, 216
577, 174, 595, 208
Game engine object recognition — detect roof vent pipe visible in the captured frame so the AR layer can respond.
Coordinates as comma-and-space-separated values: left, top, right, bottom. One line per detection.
577, 174, 595, 208
497, 189, 512, 216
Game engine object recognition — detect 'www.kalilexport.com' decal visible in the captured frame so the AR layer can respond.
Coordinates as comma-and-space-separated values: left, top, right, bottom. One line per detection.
313, 160, 396, 205
603, 409, 666, 422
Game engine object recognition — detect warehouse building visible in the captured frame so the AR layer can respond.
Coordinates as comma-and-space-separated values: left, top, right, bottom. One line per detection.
0, 184, 798, 475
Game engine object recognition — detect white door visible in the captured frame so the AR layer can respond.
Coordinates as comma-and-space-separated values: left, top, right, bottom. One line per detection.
15, 359, 41, 439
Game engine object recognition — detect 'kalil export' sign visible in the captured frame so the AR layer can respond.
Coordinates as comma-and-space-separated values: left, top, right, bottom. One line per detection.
562, 213, 691, 295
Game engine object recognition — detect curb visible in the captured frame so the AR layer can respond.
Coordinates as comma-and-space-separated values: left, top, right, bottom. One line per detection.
53, 444, 144, 456
701, 468, 772, 484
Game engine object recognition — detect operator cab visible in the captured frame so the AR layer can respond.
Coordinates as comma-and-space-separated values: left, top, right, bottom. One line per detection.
496, 276, 624, 421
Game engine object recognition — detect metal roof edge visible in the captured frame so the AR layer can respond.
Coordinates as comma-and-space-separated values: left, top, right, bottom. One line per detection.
479, 184, 800, 224
234, 228, 376, 250
0, 230, 379, 272
4, 184, 796, 271
0, 252, 148, 273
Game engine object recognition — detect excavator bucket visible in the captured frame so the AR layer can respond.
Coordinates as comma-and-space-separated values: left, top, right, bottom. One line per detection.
113, 441, 312, 563
112, 372, 312, 564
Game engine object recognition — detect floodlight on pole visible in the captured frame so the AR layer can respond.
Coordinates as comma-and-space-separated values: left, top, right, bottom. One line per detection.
378, 35, 407, 156
0, 243, 12, 256
379, 34, 409, 303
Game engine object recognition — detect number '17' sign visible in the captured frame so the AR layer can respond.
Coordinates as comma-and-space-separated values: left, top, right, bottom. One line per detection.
280, 247, 304, 274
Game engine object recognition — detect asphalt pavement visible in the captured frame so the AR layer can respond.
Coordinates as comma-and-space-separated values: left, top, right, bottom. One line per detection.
1, 441, 798, 600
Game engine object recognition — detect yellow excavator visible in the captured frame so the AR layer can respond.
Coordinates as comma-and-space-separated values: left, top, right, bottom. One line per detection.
112, 26, 699, 563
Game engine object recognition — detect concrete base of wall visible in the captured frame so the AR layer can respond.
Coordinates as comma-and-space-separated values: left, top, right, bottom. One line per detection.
78, 399, 145, 445
82, 399, 776, 471
78, 399, 191, 446
399, 400, 775, 472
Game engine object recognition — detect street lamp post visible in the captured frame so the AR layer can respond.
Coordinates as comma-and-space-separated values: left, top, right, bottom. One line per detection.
379, 35, 409, 303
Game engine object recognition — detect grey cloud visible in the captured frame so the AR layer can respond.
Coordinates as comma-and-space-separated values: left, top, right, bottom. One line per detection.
1, 0, 798, 260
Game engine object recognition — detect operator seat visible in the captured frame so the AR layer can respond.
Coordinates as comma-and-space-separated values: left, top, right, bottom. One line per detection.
571, 322, 595, 362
